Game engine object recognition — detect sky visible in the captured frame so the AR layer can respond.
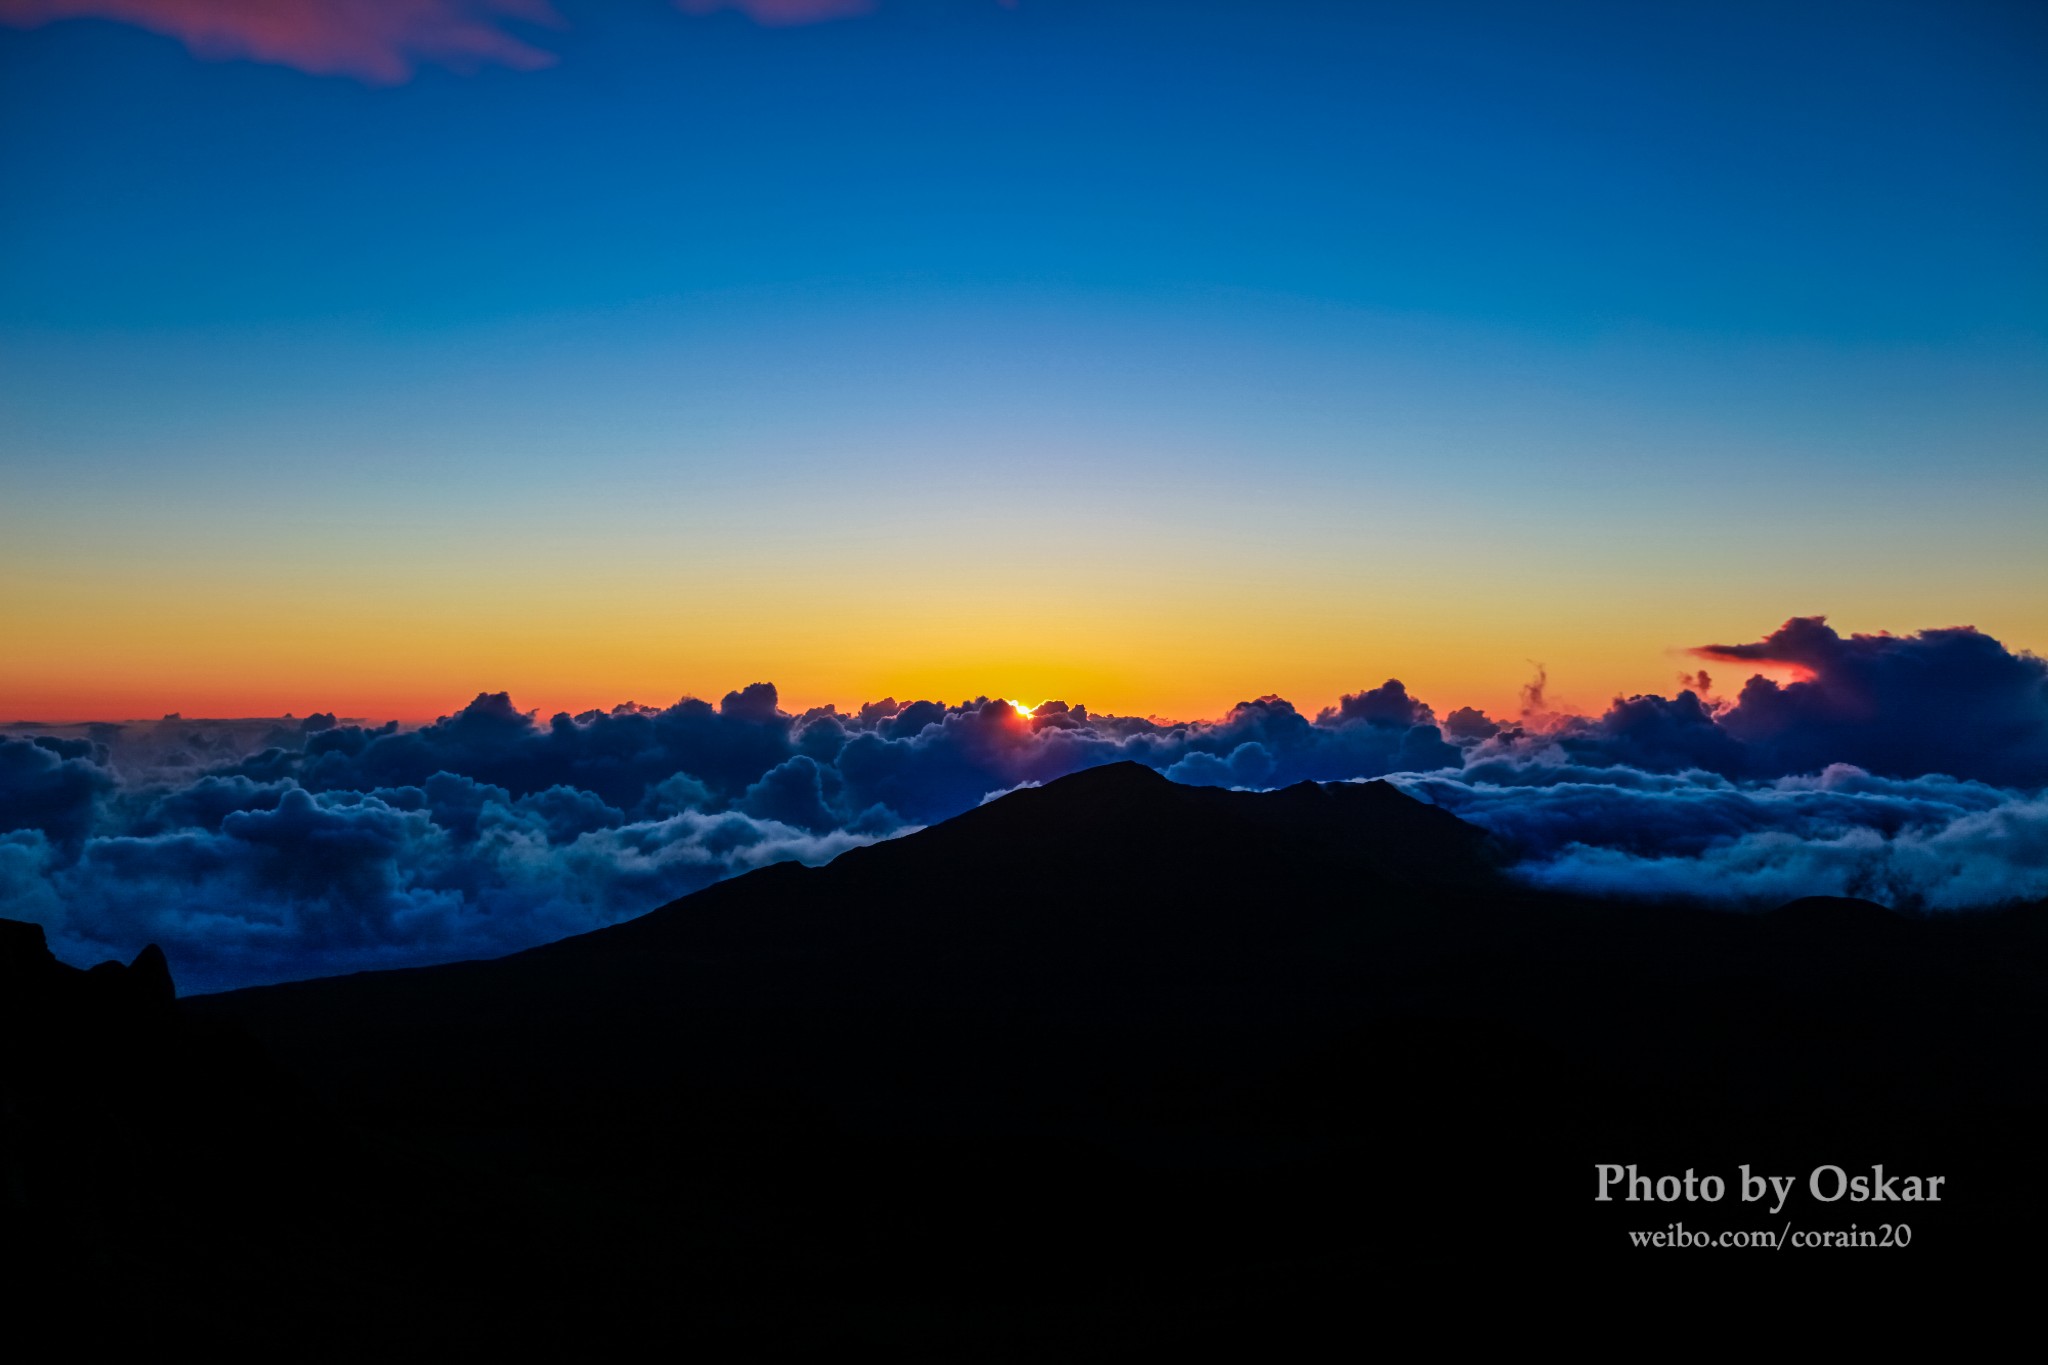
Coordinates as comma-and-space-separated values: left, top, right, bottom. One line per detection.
3, 0, 2046, 726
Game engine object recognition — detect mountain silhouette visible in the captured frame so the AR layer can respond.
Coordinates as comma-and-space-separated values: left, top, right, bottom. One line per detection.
10, 763, 2047, 1344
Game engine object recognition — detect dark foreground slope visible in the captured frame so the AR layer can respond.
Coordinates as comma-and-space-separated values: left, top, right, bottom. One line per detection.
12, 764, 2048, 1344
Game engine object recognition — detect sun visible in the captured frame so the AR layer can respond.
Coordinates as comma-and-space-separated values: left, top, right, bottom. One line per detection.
1009, 700, 1036, 719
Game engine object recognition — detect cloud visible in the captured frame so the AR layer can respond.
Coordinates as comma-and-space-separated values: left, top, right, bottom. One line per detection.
5, 614, 2047, 991
20, 771, 876, 994
2, 0, 894, 83
0, 0, 566, 83
1690, 617, 2048, 787
1553, 689, 1752, 777
273, 686, 801, 809
0, 682, 1479, 988
1408, 765, 2048, 913
0, 736, 114, 850
673, 0, 876, 26
1315, 678, 1434, 729
1441, 707, 1500, 743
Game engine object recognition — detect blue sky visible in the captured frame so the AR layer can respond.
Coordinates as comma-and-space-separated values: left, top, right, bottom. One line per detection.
2, 0, 2044, 722
7, 1, 2044, 337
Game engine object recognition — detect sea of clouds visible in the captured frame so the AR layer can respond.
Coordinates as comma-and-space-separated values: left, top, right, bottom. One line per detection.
4, 616, 2045, 992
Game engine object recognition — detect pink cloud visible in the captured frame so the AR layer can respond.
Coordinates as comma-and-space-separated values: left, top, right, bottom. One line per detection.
673, 0, 877, 25
0, 0, 567, 83
0, 0, 904, 85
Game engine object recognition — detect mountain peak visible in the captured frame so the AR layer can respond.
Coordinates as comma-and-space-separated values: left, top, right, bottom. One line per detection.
1038, 760, 1171, 793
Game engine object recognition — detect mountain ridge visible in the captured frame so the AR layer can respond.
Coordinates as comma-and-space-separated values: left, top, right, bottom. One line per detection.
9, 763, 2048, 1344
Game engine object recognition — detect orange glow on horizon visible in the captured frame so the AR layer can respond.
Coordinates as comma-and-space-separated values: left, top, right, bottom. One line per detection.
4, 554, 2043, 730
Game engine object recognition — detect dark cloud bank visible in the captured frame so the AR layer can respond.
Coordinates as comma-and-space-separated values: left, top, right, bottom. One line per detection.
4, 617, 2046, 992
